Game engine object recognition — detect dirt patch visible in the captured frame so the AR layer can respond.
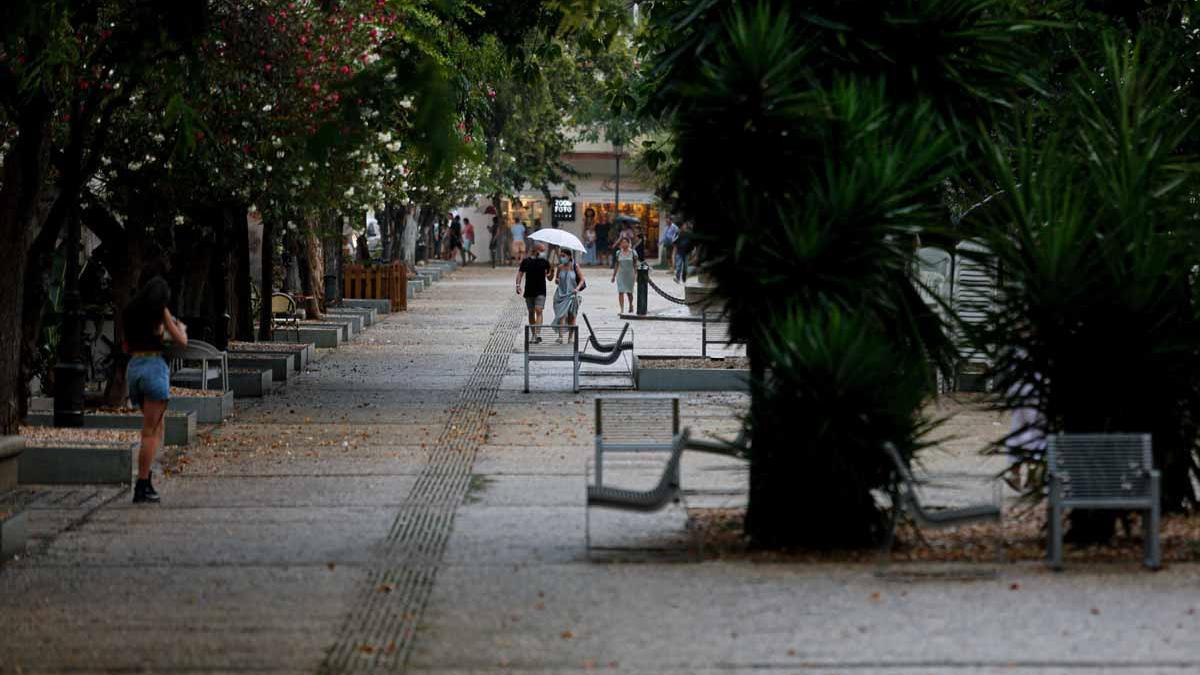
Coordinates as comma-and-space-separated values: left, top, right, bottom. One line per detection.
640, 357, 750, 370
689, 506, 1200, 564
169, 387, 226, 398
229, 342, 306, 352
20, 426, 138, 447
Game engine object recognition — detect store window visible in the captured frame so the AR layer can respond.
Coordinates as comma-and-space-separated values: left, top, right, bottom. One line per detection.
502, 198, 547, 231
581, 202, 661, 257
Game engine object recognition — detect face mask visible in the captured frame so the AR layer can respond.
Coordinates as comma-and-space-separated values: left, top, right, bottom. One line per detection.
537, 251, 546, 259
559, 257, 569, 264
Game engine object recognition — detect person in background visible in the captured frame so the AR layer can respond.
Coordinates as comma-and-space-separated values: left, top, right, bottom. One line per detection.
659, 217, 679, 271
633, 226, 647, 262
462, 218, 477, 264
594, 214, 611, 268
510, 217, 527, 262
432, 220, 443, 259
610, 236, 639, 314
487, 216, 501, 267
515, 243, 552, 342
583, 223, 597, 266
674, 222, 692, 284
123, 276, 188, 504
532, 217, 543, 233
446, 215, 463, 261
552, 249, 586, 342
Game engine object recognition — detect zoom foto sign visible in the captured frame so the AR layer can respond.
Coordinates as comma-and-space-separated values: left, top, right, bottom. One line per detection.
552, 198, 576, 223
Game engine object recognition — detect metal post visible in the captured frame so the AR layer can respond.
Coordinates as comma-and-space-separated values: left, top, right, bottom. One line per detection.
53, 205, 85, 427
323, 274, 338, 306
636, 262, 648, 316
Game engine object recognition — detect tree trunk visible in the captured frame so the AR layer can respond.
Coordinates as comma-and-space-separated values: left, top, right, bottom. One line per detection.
230, 203, 254, 342
322, 213, 342, 306
258, 218, 276, 341
380, 206, 393, 261
0, 96, 52, 433
297, 220, 321, 320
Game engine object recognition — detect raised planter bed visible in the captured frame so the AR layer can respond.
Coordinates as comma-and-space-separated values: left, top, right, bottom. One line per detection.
26, 410, 197, 446
228, 354, 292, 383
272, 326, 340, 349
298, 319, 352, 342
19, 427, 138, 485
227, 368, 274, 398
326, 306, 376, 327
0, 436, 22, 491
339, 298, 391, 314
168, 387, 234, 423
318, 311, 363, 335
229, 341, 312, 372
636, 356, 750, 392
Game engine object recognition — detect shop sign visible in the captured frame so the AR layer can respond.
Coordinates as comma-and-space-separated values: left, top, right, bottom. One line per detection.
552, 198, 576, 222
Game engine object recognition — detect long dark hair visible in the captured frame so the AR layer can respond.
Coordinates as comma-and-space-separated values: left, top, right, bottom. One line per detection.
124, 276, 171, 343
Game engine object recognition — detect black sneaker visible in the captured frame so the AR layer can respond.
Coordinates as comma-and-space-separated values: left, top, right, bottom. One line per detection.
132, 478, 161, 504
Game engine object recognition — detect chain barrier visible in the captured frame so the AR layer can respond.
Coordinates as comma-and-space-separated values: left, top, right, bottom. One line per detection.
641, 264, 709, 306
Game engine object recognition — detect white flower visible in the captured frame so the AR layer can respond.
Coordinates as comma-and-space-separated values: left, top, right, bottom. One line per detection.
377, 132, 392, 143
266, 165, 273, 173
128, 161, 143, 171
249, 204, 258, 213
399, 97, 413, 110
262, 104, 273, 112
174, 215, 185, 225
344, 187, 356, 198
245, 163, 253, 170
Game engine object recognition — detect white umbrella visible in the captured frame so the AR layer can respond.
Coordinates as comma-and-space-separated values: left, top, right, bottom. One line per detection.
528, 228, 586, 253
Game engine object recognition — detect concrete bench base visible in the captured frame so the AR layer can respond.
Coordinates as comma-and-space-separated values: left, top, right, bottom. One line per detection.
0, 509, 27, 559
340, 298, 391, 314
305, 317, 357, 340
229, 343, 313, 372
228, 355, 291, 383
273, 327, 340, 349
229, 369, 274, 398
0, 436, 23, 492
26, 411, 197, 446
169, 391, 235, 424
636, 359, 750, 392
19, 442, 136, 485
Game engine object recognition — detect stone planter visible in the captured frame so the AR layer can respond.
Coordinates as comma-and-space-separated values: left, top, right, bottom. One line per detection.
636, 357, 750, 392
228, 368, 274, 398
318, 312, 363, 335
228, 354, 292, 383
26, 411, 197, 446
339, 298, 391, 314
169, 390, 234, 424
298, 319, 352, 342
273, 326, 340, 349
326, 306, 376, 327
1, 436, 25, 492
229, 342, 312, 372
19, 440, 137, 484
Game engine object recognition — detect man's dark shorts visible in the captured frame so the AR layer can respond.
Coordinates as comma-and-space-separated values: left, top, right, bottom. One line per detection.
525, 295, 546, 311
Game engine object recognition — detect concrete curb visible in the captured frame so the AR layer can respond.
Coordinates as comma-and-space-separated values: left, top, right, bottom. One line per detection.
273, 327, 340, 349
228, 354, 292, 383
340, 298, 391, 314
0, 435, 23, 492
636, 364, 750, 392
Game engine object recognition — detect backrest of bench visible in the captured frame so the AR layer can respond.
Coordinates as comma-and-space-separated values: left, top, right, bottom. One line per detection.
1047, 433, 1153, 501
595, 395, 679, 452
271, 293, 296, 315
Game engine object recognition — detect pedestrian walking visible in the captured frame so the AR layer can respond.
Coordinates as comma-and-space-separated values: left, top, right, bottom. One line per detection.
659, 217, 679, 271
594, 215, 611, 268
447, 215, 463, 261
488, 216, 501, 267
510, 217, 527, 261
432, 220, 443, 259
515, 242, 552, 341
674, 222, 692, 283
610, 236, 638, 314
462, 218, 477, 264
122, 276, 188, 504
583, 224, 597, 265
552, 250, 585, 342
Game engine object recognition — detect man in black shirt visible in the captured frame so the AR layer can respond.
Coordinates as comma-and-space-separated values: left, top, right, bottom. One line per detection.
515, 243, 552, 341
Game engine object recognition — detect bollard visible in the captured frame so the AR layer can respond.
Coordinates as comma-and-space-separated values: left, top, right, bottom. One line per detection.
636, 262, 649, 316
324, 274, 338, 305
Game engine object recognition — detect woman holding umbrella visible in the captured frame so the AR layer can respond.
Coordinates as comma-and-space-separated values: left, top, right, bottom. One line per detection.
552, 249, 586, 343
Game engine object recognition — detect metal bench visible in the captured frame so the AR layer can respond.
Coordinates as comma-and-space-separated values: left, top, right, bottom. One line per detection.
271, 292, 302, 340
523, 324, 579, 393
1047, 433, 1160, 570
701, 311, 742, 357
581, 313, 633, 353
878, 442, 1003, 576
170, 339, 230, 393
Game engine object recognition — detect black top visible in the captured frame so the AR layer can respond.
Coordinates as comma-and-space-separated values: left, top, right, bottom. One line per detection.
595, 222, 610, 243
124, 304, 164, 352
519, 257, 550, 298
675, 230, 691, 254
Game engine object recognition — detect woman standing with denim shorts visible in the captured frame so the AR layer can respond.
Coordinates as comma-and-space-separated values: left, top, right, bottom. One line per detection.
123, 277, 188, 504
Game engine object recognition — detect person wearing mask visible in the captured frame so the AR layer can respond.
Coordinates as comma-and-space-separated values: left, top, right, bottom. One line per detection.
674, 222, 692, 284
552, 250, 586, 342
462, 218, 477, 264
515, 243, 552, 341
122, 276, 188, 504
610, 236, 639, 314
510, 217, 527, 262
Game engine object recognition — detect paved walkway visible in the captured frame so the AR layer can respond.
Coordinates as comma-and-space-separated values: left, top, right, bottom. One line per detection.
1, 264, 1197, 674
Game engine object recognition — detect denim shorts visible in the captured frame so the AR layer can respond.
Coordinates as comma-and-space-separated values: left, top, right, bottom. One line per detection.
127, 355, 170, 407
